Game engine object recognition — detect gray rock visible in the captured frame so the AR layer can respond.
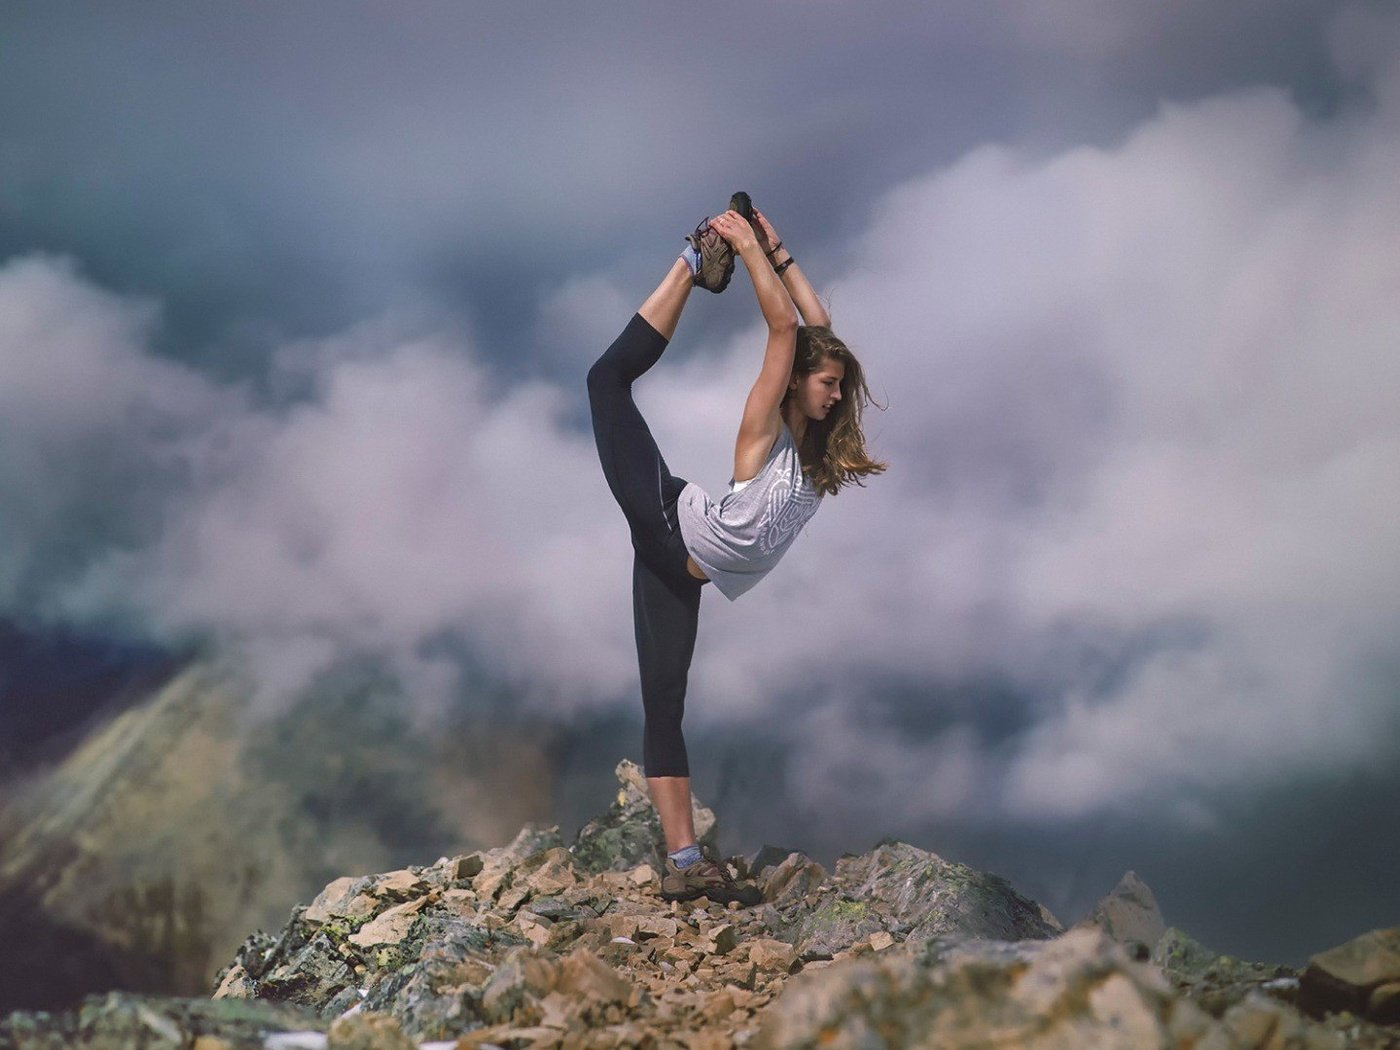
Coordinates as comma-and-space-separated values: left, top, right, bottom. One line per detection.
569, 759, 716, 874
1153, 926, 1298, 1018
834, 840, 1060, 945
260, 929, 359, 1014
790, 897, 888, 961
1084, 870, 1167, 952
358, 914, 524, 1039
0, 992, 326, 1050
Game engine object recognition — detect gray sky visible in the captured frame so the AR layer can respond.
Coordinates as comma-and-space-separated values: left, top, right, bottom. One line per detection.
3, 1, 1399, 965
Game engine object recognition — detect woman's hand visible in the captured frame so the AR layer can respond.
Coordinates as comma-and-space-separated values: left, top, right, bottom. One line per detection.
709, 210, 760, 254
751, 208, 781, 254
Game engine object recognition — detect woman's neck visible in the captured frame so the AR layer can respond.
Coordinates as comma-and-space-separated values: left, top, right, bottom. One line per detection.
782, 402, 808, 447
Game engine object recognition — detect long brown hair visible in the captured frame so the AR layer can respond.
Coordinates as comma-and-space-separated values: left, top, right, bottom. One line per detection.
786, 326, 887, 496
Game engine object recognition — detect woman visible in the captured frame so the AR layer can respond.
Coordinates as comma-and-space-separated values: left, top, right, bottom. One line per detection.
586, 200, 884, 904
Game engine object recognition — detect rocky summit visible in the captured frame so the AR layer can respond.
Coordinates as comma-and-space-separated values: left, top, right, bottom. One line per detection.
3, 760, 1399, 1049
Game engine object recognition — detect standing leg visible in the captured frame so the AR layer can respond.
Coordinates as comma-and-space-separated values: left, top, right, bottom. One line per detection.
632, 553, 703, 850
587, 258, 707, 860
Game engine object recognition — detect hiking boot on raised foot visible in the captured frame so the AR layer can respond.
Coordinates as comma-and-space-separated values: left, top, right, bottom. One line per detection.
684, 217, 735, 293
661, 848, 763, 906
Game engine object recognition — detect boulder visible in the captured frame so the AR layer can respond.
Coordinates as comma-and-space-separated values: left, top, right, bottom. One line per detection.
570, 760, 716, 874
760, 853, 826, 904
833, 841, 1060, 945
1081, 870, 1166, 952
1300, 927, 1400, 1024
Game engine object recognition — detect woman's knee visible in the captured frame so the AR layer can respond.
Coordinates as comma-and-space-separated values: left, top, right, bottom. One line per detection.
586, 356, 617, 401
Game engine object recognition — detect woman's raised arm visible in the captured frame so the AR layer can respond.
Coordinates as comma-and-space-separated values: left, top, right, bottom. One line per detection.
751, 208, 830, 328
709, 210, 799, 480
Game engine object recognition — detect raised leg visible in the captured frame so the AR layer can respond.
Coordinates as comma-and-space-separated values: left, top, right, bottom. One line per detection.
638, 258, 695, 342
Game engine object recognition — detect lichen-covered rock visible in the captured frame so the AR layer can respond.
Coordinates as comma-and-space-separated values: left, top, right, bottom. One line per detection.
0, 992, 326, 1050
758, 838, 1059, 965
790, 898, 887, 962
1154, 926, 1299, 1018
11, 766, 1390, 1050
570, 759, 716, 874
833, 840, 1060, 946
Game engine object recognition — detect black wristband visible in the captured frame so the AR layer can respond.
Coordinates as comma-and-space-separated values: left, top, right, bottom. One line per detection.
764, 240, 784, 258
774, 256, 796, 275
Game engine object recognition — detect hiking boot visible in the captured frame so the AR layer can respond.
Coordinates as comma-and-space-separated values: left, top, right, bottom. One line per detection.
661, 848, 763, 906
685, 218, 735, 293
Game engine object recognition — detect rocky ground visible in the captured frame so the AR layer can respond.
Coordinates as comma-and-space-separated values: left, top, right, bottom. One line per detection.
3, 760, 1397, 1049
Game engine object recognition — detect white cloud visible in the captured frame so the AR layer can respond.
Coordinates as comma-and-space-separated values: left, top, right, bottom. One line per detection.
4, 18, 1400, 827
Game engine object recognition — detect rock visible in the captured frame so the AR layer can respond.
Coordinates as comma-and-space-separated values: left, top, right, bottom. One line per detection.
472, 824, 565, 904
556, 948, 636, 1007
570, 759, 716, 874
1082, 870, 1167, 952
0, 992, 329, 1050
1154, 926, 1300, 1018
748, 844, 802, 878
707, 924, 740, 956
480, 945, 559, 1024
756, 927, 1216, 1049
448, 853, 485, 881
259, 927, 359, 1010
516, 846, 579, 897
26, 771, 1380, 1050
325, 1011, 416, 1049
832, 840, 1059, 945
347, 897, 427, 948
371, 870, 431, 902
357, 916, 509, 1040
304, 876, 379, 924
1301, 927, 1400, 1023
1369, 980, 1400, 1024
791, 897, 887, 961
747, 939, 796, 973
760, 852, 826, 904
1217, 993, 1347, 1050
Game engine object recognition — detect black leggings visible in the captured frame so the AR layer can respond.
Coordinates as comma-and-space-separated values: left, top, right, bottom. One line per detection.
587, 313, 706, 778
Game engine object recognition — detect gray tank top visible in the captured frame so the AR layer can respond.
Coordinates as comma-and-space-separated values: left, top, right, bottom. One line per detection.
676, 424, 822, 600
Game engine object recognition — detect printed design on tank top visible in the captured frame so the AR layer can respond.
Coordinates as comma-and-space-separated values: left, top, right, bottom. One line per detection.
756, 457, 819, 556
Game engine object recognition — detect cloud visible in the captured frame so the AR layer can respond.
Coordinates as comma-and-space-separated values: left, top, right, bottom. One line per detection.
3, 8, 1399, 833
0, 2, 1354, 363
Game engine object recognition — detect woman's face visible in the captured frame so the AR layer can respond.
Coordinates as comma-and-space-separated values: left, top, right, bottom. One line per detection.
791, 356, 846, 421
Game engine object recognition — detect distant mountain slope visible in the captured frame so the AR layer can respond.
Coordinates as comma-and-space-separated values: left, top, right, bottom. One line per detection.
0, 661, 557, 1013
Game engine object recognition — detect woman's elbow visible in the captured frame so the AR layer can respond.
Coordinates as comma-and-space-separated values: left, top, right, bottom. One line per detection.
768, 313, 798, 335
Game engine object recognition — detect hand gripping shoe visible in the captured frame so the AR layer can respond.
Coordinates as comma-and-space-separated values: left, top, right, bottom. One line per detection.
661, 847, 763, 906
685, 217, 735, 293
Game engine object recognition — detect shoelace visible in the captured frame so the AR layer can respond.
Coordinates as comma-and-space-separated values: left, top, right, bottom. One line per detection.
695, 855, 742, 889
